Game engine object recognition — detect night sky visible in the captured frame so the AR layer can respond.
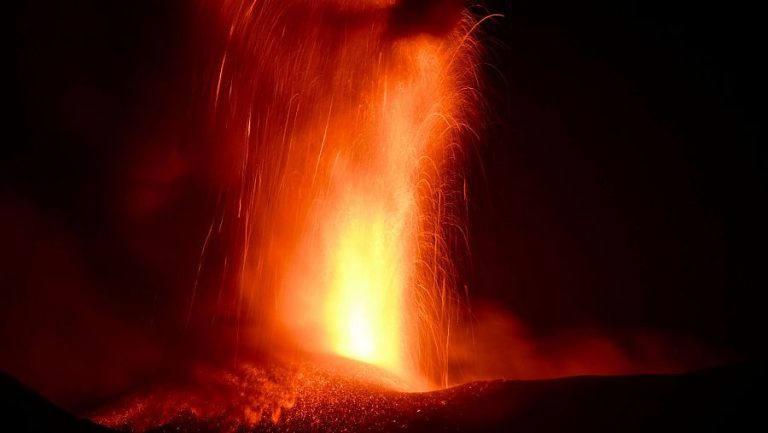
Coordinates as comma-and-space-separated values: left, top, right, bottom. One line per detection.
3, 0, 765, 410
466, 0, 765, 359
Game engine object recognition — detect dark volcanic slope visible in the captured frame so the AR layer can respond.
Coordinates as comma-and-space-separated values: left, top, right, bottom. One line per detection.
0, 373, 115, 433
3, 362, 765, 433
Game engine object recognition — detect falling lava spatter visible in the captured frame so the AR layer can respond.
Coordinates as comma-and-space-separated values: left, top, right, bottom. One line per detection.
195, 0, 488, 390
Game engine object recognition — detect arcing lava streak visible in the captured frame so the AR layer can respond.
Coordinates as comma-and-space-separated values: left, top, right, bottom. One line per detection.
199, 0, 487, 390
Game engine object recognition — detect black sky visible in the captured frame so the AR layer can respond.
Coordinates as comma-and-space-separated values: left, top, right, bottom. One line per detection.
466, 0, 764, 357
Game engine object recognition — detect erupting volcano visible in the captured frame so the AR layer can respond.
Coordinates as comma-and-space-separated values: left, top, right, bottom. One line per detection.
88, 1, 492, 428
5, 0, 764, 432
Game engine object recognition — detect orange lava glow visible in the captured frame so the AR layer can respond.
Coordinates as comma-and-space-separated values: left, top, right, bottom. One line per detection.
200, 0, 484, 390
280, 36, 470, 389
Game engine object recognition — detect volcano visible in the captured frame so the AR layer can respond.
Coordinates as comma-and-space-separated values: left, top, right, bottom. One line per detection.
3, 362, 764, 433
5, 1, 765, 432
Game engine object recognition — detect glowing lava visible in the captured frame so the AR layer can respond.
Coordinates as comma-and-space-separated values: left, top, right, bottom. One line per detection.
200, 0, 484, 390
278, 33, 473, 389
325, 212, 407, 369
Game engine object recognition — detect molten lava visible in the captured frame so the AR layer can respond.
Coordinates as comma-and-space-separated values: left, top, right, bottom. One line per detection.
324, 212, 408, 371
196, 0, 484, 390
279, 34, 474, 388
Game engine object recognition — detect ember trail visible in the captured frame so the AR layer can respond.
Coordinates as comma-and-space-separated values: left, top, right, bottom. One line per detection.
192, 0, 481, 390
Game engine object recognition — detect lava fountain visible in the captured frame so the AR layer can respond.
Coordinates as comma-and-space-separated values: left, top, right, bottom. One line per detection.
195, 0, 487, 390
